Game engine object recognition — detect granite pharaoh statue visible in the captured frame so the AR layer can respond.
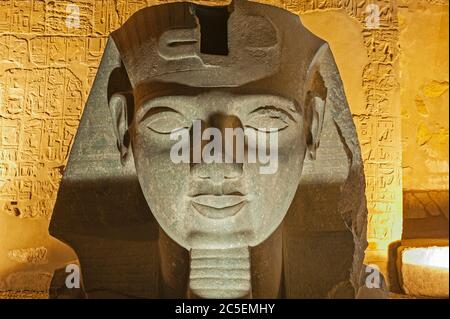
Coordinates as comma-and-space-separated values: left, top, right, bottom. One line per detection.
50, 0, 373, 298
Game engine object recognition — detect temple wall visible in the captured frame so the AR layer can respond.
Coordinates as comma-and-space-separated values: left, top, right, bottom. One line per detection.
398, 1, 449, 240
0, 0, 447, 297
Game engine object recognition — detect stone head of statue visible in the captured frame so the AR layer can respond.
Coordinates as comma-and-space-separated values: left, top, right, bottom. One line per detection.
50, 0, 368, 299
109, 0, 327, 258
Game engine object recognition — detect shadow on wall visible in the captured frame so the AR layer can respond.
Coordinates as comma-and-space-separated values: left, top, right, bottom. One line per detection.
403, 190, 449, 239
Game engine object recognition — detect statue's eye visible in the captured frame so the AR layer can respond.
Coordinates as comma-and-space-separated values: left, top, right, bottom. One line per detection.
143, 107, 188, 134
245, 106, 292, 133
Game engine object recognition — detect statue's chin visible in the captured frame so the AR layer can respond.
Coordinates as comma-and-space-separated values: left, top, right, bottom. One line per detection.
183, 203, 288, 250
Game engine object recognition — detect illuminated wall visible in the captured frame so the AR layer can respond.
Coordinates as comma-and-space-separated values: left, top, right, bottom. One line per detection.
398, 1, 449, 240
0, 0, 447, 297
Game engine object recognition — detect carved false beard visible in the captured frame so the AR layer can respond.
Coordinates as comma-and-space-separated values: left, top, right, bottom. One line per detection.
189, 247, 251, 298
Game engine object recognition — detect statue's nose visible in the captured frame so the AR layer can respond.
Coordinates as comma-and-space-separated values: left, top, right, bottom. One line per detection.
190, 113, 244, 182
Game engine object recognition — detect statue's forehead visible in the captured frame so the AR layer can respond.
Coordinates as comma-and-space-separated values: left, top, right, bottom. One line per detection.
138, 90, 297, 108
133, 80, 299, 107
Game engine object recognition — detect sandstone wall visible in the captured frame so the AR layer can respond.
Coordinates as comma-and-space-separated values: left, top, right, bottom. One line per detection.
398, 1, 449, 241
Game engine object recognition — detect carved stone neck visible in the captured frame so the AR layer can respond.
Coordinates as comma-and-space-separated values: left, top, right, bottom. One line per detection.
189, 247, 251, 299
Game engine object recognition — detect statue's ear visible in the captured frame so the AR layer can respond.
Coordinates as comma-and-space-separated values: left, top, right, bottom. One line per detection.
305, 92, 326, 160
304, 69, 327, 160
109, 93, 130, 165
108, 62, 133, 166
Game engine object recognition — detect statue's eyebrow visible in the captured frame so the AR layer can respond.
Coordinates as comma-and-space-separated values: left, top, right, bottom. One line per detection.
233, 95, 299, 120
136, 97, 186, 123
248, 105, 297, 123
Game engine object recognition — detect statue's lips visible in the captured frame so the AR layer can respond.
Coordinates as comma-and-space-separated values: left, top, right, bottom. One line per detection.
190, 195, 246, 219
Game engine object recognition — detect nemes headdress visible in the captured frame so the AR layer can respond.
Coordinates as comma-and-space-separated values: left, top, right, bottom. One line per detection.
50, 0, 369, 298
